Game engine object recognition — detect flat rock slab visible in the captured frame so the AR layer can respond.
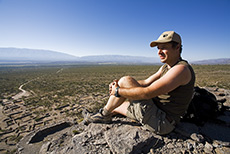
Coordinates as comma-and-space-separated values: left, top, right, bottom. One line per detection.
104, 124, 156, 154
50, 117, 161, 154
19, 116, 230, 154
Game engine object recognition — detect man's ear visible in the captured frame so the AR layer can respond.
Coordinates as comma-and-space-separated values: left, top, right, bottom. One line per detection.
176, 44, 181, 50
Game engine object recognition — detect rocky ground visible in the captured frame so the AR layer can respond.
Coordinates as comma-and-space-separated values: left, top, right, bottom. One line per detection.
15, 87, 230, 154
0, 84, 107, 153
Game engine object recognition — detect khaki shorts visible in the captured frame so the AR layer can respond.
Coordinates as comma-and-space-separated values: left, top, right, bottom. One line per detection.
126, 99, 175, 135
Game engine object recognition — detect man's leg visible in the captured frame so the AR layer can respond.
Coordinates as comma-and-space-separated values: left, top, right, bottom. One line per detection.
104, 76, 142, 114
112, 101, 130, 116
83, 76, 141, 123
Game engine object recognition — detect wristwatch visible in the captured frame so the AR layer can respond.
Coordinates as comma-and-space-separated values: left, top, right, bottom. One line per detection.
115, 87, 120, 97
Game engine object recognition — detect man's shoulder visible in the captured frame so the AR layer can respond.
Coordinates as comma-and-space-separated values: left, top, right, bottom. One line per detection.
178, 59, 189, 66
176, 60, 194, 72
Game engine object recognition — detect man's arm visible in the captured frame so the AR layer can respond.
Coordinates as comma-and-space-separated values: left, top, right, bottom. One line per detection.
137, 66, 163, 87
115, 64, 191, 100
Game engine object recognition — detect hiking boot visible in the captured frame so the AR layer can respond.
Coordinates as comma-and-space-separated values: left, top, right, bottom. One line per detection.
82, 108, 112, 125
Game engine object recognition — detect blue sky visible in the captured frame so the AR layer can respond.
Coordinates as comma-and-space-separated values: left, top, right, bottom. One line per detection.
0, 0, 230, 61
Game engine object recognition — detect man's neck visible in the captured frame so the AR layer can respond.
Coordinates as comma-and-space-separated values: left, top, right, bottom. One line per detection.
167, 57, 182, 68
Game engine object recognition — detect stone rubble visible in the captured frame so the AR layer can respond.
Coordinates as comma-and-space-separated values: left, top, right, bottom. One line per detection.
15, 87, 230, 154
18, 114, 230, 154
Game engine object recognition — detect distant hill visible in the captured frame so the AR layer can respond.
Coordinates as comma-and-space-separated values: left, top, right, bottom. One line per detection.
192, 58, 230, 65
0, 48, 160, 64
0, 48, 229, 65
80, 55, 160, 64
0, 48, 79, 62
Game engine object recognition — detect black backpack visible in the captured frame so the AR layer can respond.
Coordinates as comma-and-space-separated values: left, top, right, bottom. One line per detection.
182, 86, 225, 125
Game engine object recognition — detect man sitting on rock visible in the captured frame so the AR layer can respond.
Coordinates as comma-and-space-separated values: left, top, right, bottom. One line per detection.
83, 31, 196, 135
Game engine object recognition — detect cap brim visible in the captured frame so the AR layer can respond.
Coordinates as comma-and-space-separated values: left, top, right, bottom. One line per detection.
150, 40, 171, 47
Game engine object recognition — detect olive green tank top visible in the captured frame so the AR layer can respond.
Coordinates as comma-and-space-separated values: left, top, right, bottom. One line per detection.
152, 60, 196, 123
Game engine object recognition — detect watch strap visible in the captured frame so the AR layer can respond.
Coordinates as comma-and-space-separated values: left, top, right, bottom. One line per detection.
115, 87, 120, 97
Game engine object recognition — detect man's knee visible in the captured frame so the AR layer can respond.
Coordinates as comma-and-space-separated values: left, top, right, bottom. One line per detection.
118, 76, 133, 86
118, 76, 139, 88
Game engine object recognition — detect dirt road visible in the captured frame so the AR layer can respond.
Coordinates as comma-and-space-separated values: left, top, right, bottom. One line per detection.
12, 83, 31, 100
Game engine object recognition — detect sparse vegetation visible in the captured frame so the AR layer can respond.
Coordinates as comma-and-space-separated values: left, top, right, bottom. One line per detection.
0, 64, 229, 114
193, 65, 230, 89
72, 130, 80, 135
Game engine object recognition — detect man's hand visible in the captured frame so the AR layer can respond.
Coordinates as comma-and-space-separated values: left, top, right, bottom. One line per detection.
109, 79, 119, 96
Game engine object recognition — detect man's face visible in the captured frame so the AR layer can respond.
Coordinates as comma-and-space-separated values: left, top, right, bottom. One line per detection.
157, 43, 179, 63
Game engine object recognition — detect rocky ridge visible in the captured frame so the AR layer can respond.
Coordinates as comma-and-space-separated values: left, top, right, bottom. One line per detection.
16, 87, 230, 154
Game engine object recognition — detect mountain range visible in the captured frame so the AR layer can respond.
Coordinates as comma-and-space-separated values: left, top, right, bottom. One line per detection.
0, 48, 229, 65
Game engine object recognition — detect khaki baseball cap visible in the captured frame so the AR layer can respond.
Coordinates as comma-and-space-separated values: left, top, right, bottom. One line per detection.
150, 31, 181, 47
